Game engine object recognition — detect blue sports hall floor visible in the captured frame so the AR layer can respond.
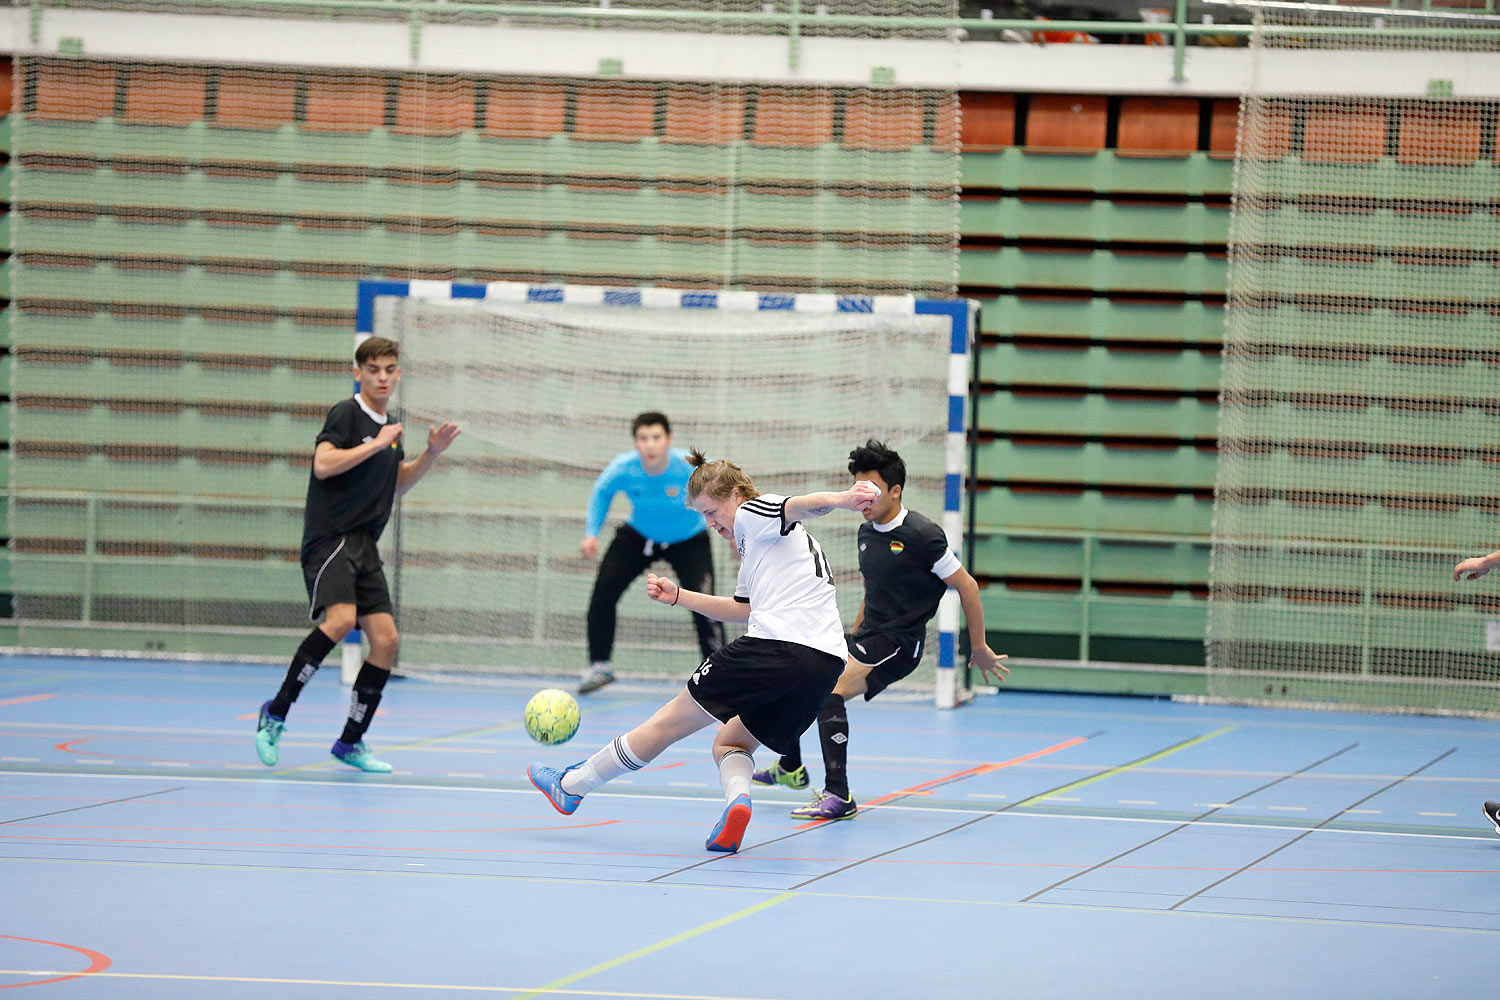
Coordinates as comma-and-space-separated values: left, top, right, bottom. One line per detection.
1, 654, 1497, 998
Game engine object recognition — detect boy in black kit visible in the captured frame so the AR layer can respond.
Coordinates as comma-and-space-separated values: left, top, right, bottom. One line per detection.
254, 336, 460, 772
754, 440, 1009, 819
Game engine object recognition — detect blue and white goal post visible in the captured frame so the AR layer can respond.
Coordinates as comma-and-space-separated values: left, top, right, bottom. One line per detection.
353, 279, 977, 708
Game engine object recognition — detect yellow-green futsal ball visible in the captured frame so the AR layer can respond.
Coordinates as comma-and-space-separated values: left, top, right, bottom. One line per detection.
524, 688, 581, 745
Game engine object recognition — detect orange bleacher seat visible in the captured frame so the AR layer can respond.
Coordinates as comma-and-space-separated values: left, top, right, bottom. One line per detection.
394, 76, 476, 136
960, 93, 1015, 152
122, 67, 208, 125
574, 82, 656, 141
1396, 103, 1481, 166
1208, 98, 1239, 159
481, 81, 566, 139
302, 75, 386, 133
1303, 102, 1387, 164
1116, 97, 1198, 157
662, 85, 745, 145
32, 61, 117, 122
1025, 95, 1107, 153
752, 88, 835, 147
213, 71, 297, 130
1241, 99, 1294, 160
842, 92, 924, 151
0, 57, 13, 117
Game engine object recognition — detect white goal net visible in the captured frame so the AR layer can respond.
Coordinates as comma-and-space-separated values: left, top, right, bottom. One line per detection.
373, 288, 957, 694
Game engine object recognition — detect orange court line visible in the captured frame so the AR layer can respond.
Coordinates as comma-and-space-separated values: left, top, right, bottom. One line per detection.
0, 694, 54, 708
794, 735, 1090, 829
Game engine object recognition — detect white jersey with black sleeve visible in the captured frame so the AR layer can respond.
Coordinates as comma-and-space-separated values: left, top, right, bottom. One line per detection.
732, 493, 847, 661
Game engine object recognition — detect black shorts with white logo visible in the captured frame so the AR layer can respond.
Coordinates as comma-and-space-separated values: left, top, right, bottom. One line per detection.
301, 532, 393, 621
687, 635, 844, 756
846, 629, 925, 700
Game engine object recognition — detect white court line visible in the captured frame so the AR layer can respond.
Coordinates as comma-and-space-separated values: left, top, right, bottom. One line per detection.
1, 757, 39, 762
0, 769, 1491, 843
1118, 799, 1157, 805
1267, 806, 1307, 812
1419, 811, 1458, 817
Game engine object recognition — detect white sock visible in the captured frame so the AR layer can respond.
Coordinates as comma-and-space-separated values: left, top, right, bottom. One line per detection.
561, 734, 647, 796
718, 749, 754, 803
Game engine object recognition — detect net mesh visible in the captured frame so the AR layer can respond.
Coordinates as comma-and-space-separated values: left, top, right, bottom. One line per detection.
1209, 7, 1500, 715
377, 294, 952, 688
6, 3, 961, 658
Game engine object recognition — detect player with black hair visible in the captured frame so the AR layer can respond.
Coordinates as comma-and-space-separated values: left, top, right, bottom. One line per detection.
253, 336, 460, 772
577, 411, 724, 694
755, 439, 1008, 820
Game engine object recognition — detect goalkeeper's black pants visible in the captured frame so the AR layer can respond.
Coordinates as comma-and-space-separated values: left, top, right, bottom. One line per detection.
587, 525, 725, 665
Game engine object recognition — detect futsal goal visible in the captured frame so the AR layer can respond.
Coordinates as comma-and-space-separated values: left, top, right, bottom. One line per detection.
361, 280, 975, 707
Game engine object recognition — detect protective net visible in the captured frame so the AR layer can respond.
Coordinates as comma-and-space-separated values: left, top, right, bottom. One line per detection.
1209, 7, 1500, 715
376, 292, 953, 690
5, 3, 961, 658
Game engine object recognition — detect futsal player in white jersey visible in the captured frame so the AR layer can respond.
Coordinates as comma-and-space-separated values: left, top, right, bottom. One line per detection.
1452, 548, 1500, 836
528, 449, 880, 853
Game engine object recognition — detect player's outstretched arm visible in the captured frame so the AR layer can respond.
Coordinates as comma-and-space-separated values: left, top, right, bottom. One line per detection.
1455, 549, 1500, 581
783, 480, 881, 522
646, 573, 751, 623
943, 565, 1009, 685
397, 422, 461, 495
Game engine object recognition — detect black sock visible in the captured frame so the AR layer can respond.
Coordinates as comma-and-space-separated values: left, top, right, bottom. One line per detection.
339, 661, 391, 745
268, 628, 338, 719
780, 744, 803, 772
818, 694, 850, 799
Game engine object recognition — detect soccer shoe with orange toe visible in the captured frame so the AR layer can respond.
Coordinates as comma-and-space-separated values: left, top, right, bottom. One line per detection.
705, 793, 752, 853
789, 789, 858, 821
1484, 801, 1500, 836
331, 740, 393, 773
751, 761, 809, 790
529, 762, 584, 815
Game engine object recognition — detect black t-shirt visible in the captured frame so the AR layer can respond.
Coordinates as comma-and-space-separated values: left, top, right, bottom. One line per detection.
301, 396, 404, 555
856, 507, 955, 641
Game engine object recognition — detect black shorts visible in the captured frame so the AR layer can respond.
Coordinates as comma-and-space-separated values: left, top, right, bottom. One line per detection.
846, 630, 925, 700
302, 532, 393, 621
687, 635, 844, 756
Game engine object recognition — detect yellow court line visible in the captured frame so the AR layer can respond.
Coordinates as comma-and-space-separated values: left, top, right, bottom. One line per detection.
515, 893, 798, 1000
1012, 725, 1238, 809
0, 970, 774, 998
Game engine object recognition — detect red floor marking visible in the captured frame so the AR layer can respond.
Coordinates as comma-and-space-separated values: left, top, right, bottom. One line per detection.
0, 934, 111, 990
641, 761, 687, 772
793, 735, 1091, 829
0, 694, 53, 708
53, 740, 110, 758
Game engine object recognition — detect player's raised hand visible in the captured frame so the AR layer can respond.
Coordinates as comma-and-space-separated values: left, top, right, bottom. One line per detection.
1455, 556, 1493, 582
971, 646, 1010, 685
426, 422, 461, 456
841, 480, 883, 511
375, 423, 403, 448
646, 572, 679, 606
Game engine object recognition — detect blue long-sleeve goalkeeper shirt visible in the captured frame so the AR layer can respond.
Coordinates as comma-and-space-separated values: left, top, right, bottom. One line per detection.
585, 449, 707, 545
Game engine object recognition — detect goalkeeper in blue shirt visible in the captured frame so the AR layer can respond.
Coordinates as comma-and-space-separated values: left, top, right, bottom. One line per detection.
578, 412, 725, 693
